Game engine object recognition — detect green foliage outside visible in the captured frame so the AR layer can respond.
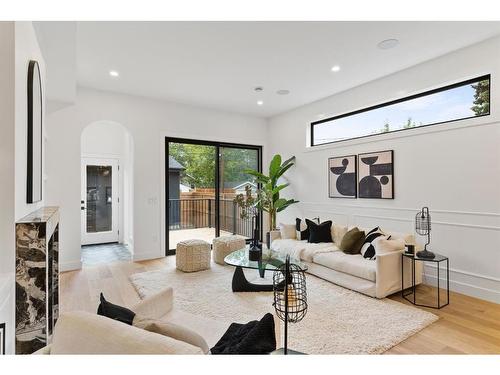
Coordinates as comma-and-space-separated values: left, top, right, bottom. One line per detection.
169, 143, 258, 188
471, 79, 490, 116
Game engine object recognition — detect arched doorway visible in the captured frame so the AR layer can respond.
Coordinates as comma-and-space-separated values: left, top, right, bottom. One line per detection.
80, 121, 134, 266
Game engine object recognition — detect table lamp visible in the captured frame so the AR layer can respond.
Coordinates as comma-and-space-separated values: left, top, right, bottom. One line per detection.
415, 206, 435, 259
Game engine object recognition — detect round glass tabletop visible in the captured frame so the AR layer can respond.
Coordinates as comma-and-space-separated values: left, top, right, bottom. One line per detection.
224, 247, 308, 271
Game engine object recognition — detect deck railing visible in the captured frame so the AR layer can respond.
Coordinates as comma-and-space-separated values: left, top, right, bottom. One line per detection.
168, 198, 254, 238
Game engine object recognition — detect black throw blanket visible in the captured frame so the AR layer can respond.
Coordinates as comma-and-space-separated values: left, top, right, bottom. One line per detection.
211, 313, 277, 354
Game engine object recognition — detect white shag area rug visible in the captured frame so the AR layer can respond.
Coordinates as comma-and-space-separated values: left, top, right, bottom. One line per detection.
129, 262, 437, 354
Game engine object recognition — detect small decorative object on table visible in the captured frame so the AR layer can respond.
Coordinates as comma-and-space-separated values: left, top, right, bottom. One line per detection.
415, 206, 435, 259
402, 252, 449, 309
272, 255, 307, 354
405, 244, 415, 255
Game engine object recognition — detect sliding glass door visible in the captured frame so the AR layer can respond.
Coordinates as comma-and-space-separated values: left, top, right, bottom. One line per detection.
219, 146, 259, 240
166, 138, 262, 254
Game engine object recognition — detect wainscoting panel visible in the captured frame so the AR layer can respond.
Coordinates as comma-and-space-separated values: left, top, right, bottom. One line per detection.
294, 202, 500, 303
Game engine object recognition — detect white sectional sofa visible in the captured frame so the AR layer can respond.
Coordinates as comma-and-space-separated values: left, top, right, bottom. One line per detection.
270, 225, 423, 298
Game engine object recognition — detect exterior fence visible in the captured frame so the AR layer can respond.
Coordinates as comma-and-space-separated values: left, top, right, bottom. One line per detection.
168, 198, 254, 238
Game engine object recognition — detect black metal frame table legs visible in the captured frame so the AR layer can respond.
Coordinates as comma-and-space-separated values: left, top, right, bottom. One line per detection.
401, 253, 450, 309
231, 266, 274, 292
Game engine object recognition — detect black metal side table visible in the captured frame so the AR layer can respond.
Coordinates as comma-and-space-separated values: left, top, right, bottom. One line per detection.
402, 252, 449, 309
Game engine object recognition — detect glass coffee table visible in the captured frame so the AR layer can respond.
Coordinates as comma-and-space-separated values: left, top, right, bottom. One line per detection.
224, 248, 307, 292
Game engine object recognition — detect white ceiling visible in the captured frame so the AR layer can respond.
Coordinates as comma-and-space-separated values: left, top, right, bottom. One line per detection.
75, 21, 500, 118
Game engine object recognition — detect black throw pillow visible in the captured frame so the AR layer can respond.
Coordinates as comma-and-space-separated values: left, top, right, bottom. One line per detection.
306, 219, 333, 243
296, 217, 319, 240
211, 313, 276, 354
97, 293, 136, 325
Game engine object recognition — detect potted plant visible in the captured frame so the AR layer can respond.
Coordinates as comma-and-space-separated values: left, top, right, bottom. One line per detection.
235, 154, 299, 249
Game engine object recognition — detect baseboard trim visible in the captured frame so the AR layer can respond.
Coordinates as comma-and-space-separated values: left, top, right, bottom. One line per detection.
423, 272, 500, 304
133, 251, 163, 262
60, 261, 82, 272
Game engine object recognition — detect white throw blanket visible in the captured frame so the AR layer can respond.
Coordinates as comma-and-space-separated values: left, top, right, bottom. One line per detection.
271, 239, 337, 263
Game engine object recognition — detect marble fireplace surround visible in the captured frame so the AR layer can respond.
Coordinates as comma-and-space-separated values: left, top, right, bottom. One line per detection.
15, 206, 59, 354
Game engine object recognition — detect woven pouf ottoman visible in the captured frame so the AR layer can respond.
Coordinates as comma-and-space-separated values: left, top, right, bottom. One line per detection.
212, 235, 246, 265
176, 239, 211, 272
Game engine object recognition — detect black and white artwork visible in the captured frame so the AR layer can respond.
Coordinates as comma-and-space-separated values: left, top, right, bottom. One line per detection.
358, 150, 394, 199
329, 155, 357, 198
0, 322, 5, 355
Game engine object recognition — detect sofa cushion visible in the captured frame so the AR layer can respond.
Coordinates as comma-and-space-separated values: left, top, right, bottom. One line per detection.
211, 313, 276, 354
301, 242, 338, 262
373, 236, 405, 255
133, 315, 210, 354
360, 227, 386, 260
97, 293, 136, 325
331, 223, 348, 244
339, 227, 366, 254
296, 217, 319, 240
312, 251, 376, 282
306, 219, 333, 243
272, 239, 337, 262
279, 223, 296, 239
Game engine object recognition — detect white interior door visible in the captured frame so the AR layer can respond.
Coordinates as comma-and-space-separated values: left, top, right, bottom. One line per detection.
81, 158, 119, 245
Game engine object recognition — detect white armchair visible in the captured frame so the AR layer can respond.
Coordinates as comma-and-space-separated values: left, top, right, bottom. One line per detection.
35, 287, 281, 354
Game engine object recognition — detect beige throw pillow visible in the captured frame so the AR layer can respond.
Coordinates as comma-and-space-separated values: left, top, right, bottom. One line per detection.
279, 223, 296, 240
373, 236, 405, 255
331, 223, 348, 244
133, 315, 209, 354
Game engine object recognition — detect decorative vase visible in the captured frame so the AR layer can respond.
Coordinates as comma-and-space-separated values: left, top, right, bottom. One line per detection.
249, 246, 262, 261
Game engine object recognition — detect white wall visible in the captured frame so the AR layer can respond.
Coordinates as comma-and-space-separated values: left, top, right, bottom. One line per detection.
0, 21, 16, 356
268, 36, 500, 303
46, 88, 268, 271
15, 22, 46, 220
0, 21, 46, 355
32, 22, 77, 113
81, 120, 132, 246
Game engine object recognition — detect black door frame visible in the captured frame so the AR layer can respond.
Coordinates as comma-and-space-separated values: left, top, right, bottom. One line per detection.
165, 137, 263, 256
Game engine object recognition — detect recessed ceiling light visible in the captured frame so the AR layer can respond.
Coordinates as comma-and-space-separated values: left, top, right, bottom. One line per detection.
257, 100, 264, 106
276, 89, 290, 95
377, 39, 399, 50
109, 70, 119, 77
331, 65, 340, 72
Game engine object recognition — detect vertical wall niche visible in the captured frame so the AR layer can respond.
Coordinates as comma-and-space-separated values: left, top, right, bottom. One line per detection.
15, 207, 59, 354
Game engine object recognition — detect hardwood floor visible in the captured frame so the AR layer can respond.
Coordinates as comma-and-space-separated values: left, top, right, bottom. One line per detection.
59, 257, 500, 354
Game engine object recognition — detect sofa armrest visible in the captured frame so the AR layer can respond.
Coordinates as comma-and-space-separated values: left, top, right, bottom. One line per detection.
375, 250, 405, 298
131, 287, 174, 319
376, 251, 423, 298
269, 230, 281, 246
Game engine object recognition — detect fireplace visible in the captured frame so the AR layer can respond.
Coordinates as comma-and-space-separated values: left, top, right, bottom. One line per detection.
15, 207, 59, 354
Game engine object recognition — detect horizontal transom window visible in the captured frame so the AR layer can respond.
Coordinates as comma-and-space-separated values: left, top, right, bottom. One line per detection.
311, 75, 490, 146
